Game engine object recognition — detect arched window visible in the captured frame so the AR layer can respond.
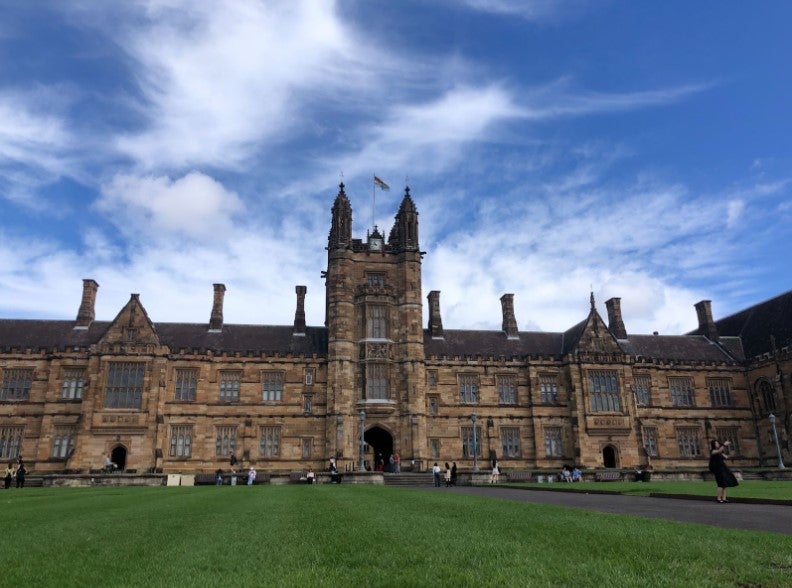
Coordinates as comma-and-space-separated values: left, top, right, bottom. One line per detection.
756, 379, 776, 413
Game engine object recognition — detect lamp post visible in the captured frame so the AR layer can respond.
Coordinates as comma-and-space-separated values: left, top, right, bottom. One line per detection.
471, 413, 479, 473
359, 410, 366, 472
768, 413, 786, 469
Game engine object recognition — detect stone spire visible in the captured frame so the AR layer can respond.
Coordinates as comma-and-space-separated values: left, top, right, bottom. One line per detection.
388, 186, 419, 252
328, 183, 352, 250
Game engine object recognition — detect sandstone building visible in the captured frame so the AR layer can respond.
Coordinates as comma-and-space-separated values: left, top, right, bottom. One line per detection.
1, 184, 790, 474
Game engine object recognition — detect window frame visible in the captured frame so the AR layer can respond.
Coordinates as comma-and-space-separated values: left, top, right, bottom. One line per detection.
501, 427, 521, 458
175, 368, 198, 402
497, 374, 517, 405
544, 427, 563, 458
215, 425, 237, 456
104, 362, 145, 409
634, 375, 651, 406
262, 371, 284, 402
169, 425, 193, 458
676, 427, 702, 457
708, 378, 732, 407
259, 426, 281, 457
588, 370, 621, 412
669, 376, 695, 407
539, 374, 559, 404
219, 371, 241, 403
458, 374, 479, 405
0, 368, 34, 401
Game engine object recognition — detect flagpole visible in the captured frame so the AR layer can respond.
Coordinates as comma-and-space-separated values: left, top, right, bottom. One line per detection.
372, 174, 376, 231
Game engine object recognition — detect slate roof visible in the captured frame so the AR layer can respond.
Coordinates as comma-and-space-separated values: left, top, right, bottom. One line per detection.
423, 329, 563, 358
617, 334, 742, 363
709, 290, 792, 359
0, 320, 328, 356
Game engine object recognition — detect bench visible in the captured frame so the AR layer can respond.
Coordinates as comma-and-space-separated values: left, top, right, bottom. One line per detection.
506, 471, 534, 483
194, 472, 269, 485
595, 471, 623, 482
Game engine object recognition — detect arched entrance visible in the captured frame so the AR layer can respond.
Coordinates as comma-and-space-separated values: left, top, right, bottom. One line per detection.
602, 445, 618, 468
111, 445, 127, 471
364, 426, 393, 472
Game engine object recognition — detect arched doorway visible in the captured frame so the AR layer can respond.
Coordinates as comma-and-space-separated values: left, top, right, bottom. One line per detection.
364, 426, 393, 472
111, 445, 127, 471
602, 445, 618, 468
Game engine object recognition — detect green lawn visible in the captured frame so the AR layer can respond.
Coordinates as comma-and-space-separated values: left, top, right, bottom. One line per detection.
510, 480, 792, 500
3, 485, 791, 587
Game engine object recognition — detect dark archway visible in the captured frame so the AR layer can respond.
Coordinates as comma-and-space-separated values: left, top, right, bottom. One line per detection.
364, 426, 393, 472
602, 445, 618, 468
111, 445, 127, 471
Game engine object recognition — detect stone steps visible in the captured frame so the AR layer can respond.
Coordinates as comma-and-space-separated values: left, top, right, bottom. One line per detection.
383, 473, 435, 487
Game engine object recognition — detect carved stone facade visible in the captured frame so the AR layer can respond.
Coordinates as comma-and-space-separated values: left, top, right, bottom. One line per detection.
1, 184, 790, 474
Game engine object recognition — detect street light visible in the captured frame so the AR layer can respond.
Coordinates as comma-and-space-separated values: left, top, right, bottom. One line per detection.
471, 413, 479, 473
768, 413, 786, 469
359, 410, 366, 472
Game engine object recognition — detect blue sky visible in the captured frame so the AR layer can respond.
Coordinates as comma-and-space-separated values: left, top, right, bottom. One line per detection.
1, 1, 790, 335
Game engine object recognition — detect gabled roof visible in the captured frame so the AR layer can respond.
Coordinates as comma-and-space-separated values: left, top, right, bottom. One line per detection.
424, 329, 563, 358
618, 335, 742, 363
709, 290, 792, 359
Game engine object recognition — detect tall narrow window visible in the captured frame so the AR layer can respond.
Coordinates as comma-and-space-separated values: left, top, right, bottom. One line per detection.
708, 379, 732, 407
676, 428, 701, 457
497, 375, 517, 405
51, 426, 76, 459
104, 363, 144, 408
61, 368, 86, 400
634, 375, 651, 406
262, 372, 284, 402
539, 374, 559, 404
501, 427, 521, 458
169, 425, 193, 458
427, 370, 437, 387
175, 368, 198, 401
1, 368, 33, 401
302, 438, 312, 459
669, 377, 695, 407
304, 368, 314, 386
428, 396, 438, 415
366, 364, 388, 400
303, 394, 312, 414
430, 438, 440, 459
219, 371, 241, 402
0, 426, 24, 459
215, 426, 237, 456
366, 273, 385, 288
715, 427, 741, 456
260, 426, 281, 457
756, 380, 776, 413
459, 374, 479, 404
367, 305, 387, 339
544, 427, 563, 457
461, 427, 481, 458
642, 426, 658, 457
588, 370, 621, 412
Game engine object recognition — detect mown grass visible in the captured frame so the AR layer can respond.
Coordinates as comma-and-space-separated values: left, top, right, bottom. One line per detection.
511, 480, 792, 500
2, 485, 791, 587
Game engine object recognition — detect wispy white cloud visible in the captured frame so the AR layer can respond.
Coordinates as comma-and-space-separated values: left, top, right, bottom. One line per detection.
455, 0, 596, 22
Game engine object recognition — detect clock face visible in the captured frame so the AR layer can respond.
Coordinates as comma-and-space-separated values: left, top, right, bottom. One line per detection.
370, 239, 383, 251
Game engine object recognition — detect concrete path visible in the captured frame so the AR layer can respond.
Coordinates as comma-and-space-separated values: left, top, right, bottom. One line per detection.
443, 486, 792, 535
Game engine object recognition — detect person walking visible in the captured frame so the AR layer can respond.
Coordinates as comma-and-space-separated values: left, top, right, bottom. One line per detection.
15, 461, 26, 488
247, 466, 257, 486
490, 459, 500, 484
432, 462, 442, 487
394, 452, 401, 473
444, 462, 452, 487
709, 439, 738, 503
451, 462, 458, 486
4, 462, 15, 489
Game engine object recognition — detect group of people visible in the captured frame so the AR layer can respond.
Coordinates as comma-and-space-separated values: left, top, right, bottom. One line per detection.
432, 462, 458, 487
560, 465, 583, 482
215, 455, 257, 486
372, 452, 401, 473
3, 458, 26, 489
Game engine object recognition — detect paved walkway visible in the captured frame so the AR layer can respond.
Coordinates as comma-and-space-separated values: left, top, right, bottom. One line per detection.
444, 486, 792, 535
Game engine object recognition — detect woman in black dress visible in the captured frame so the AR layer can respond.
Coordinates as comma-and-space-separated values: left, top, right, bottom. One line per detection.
708, 439, 738, 503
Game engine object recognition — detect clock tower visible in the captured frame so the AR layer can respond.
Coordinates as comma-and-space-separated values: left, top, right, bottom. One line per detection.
324, 183, 427, 468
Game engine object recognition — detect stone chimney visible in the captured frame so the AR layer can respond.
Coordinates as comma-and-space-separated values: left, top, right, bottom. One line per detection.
605, 297, 628, 339
293, 285, 307, 336
694, 300, 718, 341
427, 290, 444, 338
209, 283, 226, 331
500, 293, 519, 339
75, 279, 99, 329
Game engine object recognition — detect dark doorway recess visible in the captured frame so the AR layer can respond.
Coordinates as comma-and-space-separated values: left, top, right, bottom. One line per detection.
602, 445, 618, 468
364, 426, 393, 471
111, 445, 127, 471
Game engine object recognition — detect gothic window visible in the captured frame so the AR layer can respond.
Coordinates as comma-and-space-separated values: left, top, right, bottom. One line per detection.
219, 371, 241, 402
497, 375, 517, 405
458, 374, 479, 404
708, 378, 732, 407
634, 375, 651, 406
0, 368, 33, 401
461, 427, 481, 458
428, 395, 438, 415
169, 425, 193, 458
427, 370, 437, 387
544, 427, 563, 457
366, 364, 388, 400
260, 426, 281, 457
588, 370, 621, 412
175, 368, 198, 402
61, 368, 86, 400
51, 426, 76, 459
756, 379, 777, 414
366, 273, 385, 288
676, 427, 702, 457
642, 427, 658, 457
104, 362, 144, 409
715, 427, 741, 456
539, 374, 559, 404
669, 377, 695, 407
304, 368, 314, 386
303, 394, 312, 414
430, 438, 440, 459
215, 426, 237, 456
262, 372, 284, 402
367, 305, 387, 339
501, 427, 521, 458
302, 438, 312, 459
0, 426, 24, 459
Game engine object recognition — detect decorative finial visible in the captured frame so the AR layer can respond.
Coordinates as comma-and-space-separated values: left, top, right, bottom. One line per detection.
590, 291, 595, 310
